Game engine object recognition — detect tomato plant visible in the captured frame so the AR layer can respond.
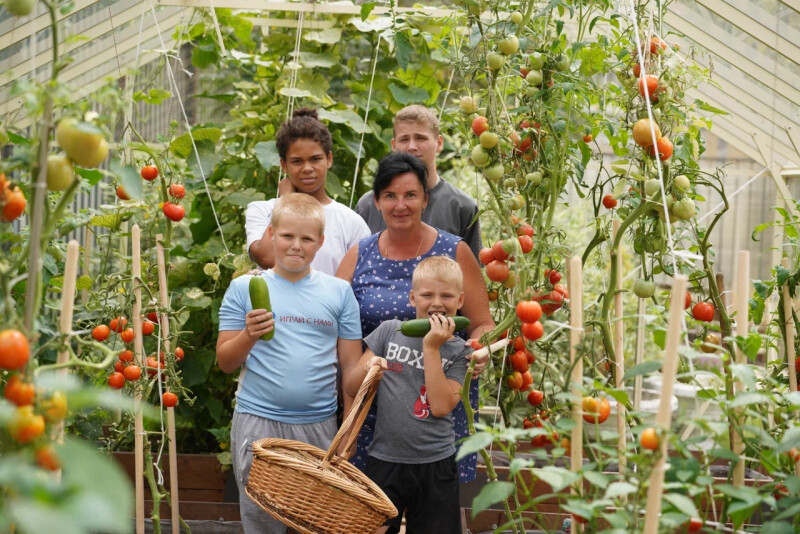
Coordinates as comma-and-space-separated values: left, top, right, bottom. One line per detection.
692, 302, 715, 322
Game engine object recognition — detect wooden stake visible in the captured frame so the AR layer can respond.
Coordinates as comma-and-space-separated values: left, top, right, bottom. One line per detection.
53, 241, 80, 446
642, 275, 687, 534
156, 234, 180, 534
633, 297, 645, 411
132, 225, 145, 534
567, 255, 583, 532
612, 220, 626, 477
732, 251, 749, 488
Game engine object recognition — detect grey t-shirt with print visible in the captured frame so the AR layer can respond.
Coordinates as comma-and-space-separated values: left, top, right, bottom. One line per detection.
356, 178, 482, 259
364, 319, 470, 464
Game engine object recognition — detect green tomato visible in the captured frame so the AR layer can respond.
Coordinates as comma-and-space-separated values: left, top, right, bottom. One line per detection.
487, 52, 506, 71
527, 52, 544, 70
515, 174, 527, 188
554, 54, 570, 72
644, 178, 661, 198
643, 234, 664, 253
471, 144, 491, 167
498, 35, 520, 55
526, 171, 543, 185
633, 279, 656, 299
503, 178, 516, 189
483, 163, 505, 182
525, 69, 543, 86
525, 86, 540, 98
46, 154, 75, 192
510, 11, 523, 24
672, 198, 696, 220
5, 0, 36, 16
459, 96, 478, 113
674, 175, 691, 192
479, 131, 499, 149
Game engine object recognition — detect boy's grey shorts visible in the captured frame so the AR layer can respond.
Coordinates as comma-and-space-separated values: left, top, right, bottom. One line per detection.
231, 410, 337, 534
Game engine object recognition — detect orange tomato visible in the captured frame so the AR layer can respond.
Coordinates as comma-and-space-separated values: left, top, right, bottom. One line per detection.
109, 316, 127, 333
521, 321, 544, 341
123, 365, 142, 381
108, 372, 125, 389
92, 324, 110, 342
640, 427, 660, 450
41, 391, 68, 422
35, 445, 61, 471
506, 371, 523, 391
9, 406, 45, 443
174, 347, 185, 361
4, 375, 35, 406
120, 328, 135, 343
0, 329, 30, 371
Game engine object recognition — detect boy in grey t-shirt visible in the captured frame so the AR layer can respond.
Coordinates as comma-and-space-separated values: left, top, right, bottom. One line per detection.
343, 256, 471, 534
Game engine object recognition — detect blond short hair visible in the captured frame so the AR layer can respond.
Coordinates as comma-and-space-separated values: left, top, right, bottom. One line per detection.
271, 193, 325, 235
412, 256, 463, 292
394, 105, 439, 136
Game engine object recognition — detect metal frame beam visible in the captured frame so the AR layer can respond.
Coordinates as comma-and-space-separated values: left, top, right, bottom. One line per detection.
154, 0, 458, 17
0, 0, 100, 50
664, 9, 800, 106
693, 0, 800, 65
0, 10, 187, 115
1, 5, 184, 85
703, 110, 797, 167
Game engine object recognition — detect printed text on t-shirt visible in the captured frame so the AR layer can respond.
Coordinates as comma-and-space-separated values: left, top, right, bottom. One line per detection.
384, 342, 452, 370
279, 315, 334, 327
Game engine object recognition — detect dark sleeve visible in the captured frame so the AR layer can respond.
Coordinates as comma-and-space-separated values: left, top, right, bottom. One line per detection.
364, 320, 392, 356
355, 192, 385, 234
461, 209, 482, 260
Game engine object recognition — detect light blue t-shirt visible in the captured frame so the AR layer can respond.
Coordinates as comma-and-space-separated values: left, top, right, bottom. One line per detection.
218, 270, 362, 424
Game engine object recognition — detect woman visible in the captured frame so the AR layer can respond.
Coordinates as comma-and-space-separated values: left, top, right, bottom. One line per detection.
336, 152, 494, 483
246, 108, 370, 276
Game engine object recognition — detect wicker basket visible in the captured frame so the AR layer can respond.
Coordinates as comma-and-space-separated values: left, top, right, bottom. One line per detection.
245, 366, 397, 534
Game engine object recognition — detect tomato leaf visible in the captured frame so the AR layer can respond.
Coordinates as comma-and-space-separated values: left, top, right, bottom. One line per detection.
170, 127, 222, 159
471, 481, 515, 517
455, 431, 494, 461
622, 360, 662, 382
75, 167, 104, 186
663, 493, 699, 518
605, 481, 637, 499
360, 2, 375, 20
112, 161, 143, 201
531, 465, 580, 493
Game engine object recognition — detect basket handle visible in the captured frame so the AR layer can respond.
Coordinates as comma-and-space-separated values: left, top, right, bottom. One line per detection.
322, 365, 382, 467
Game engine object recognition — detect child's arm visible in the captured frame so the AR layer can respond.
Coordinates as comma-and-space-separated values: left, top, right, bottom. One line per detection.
422, 315, 463, 417
342, 347, 387, 398
216, 309, 274, 373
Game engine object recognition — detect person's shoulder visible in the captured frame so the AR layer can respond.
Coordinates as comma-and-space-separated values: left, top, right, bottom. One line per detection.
310, 270, 351, 290
328, 200, 370, 223
435, 179, 477, 206
246, 198, 277, 212
223, 273, 253, 297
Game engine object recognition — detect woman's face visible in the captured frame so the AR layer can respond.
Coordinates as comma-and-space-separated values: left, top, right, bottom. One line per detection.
280, 138, 332, 197
374, 172, 428, 231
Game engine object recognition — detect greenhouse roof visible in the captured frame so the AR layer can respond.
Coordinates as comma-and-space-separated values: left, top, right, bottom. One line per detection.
1, 0, 798, 173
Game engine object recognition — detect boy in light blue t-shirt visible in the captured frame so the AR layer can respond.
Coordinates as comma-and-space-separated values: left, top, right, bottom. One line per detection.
217, 193, 363, 534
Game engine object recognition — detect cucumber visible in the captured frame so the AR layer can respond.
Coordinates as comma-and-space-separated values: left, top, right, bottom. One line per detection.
399, 316, 470, 337
249, 275, 273, 341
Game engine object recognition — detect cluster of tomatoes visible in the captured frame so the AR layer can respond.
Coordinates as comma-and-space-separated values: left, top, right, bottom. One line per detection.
97, 314, 183, 408
128, 164, 187, 222
0, 329, 64, 471
479, 218, 535, 288
0, 173, 27, 223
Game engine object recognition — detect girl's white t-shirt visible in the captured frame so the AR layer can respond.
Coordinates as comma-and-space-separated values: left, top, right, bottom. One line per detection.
245, 198, 371, 276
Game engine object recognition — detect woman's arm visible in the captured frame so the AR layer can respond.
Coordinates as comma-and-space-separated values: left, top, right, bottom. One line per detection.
456, 241, 494, 340
335, 245, 358, 282
216, 310, 274, 373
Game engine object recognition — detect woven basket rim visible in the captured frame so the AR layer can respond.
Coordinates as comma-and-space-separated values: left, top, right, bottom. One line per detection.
250, 437, 397, 518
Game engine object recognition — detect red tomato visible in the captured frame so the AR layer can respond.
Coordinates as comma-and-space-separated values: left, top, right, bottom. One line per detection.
168, 183, 186, 199
146, 357, 163, 376
0, 329, 30, 371
116, 186, 130, 201
141, 165, 159, 181
516, 300, 542, 323
486, 260, 510, 283
638, 74, 659, 99
521, 321, 544, 341
471, 116, 489, 136
4, 375, 35, 406
512, 336, 525, 351
114, 361, 125, 373
146, 311, 160, 323
518, 235, 533, 253
478, 247, 495, 265
539, 291, 564, 315
684, 291, 692, 310
142, 320, 155, 336
516, 223, 534, 237
108, 372, 125, 389
163, 202, 185, 222
123, 365, 142, 381
92, 324, 110, 342
632, 63, 641, 78
120, 328, 135, 343
602, 194, 618, 209
525, 350, 535, 364
582, 133, 593, 143
35, 445, 61, 471
174, 347, 185, 361
520, 370, 533, 391
491, 240, 510, 261
162, 392, 179, 408
687, 517, 704, 532
692, 302, 715, 322
522, 417, 534, 429
109, 317, 127, 333
119, 349, 134, 363
548, 269, 562, 284
509, 351, 529, 373
647, 136, 673, 160
1, 189, 27, 222
553, 283, 569, 298
527, 389, 544, 407
506, 371, 523, 391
